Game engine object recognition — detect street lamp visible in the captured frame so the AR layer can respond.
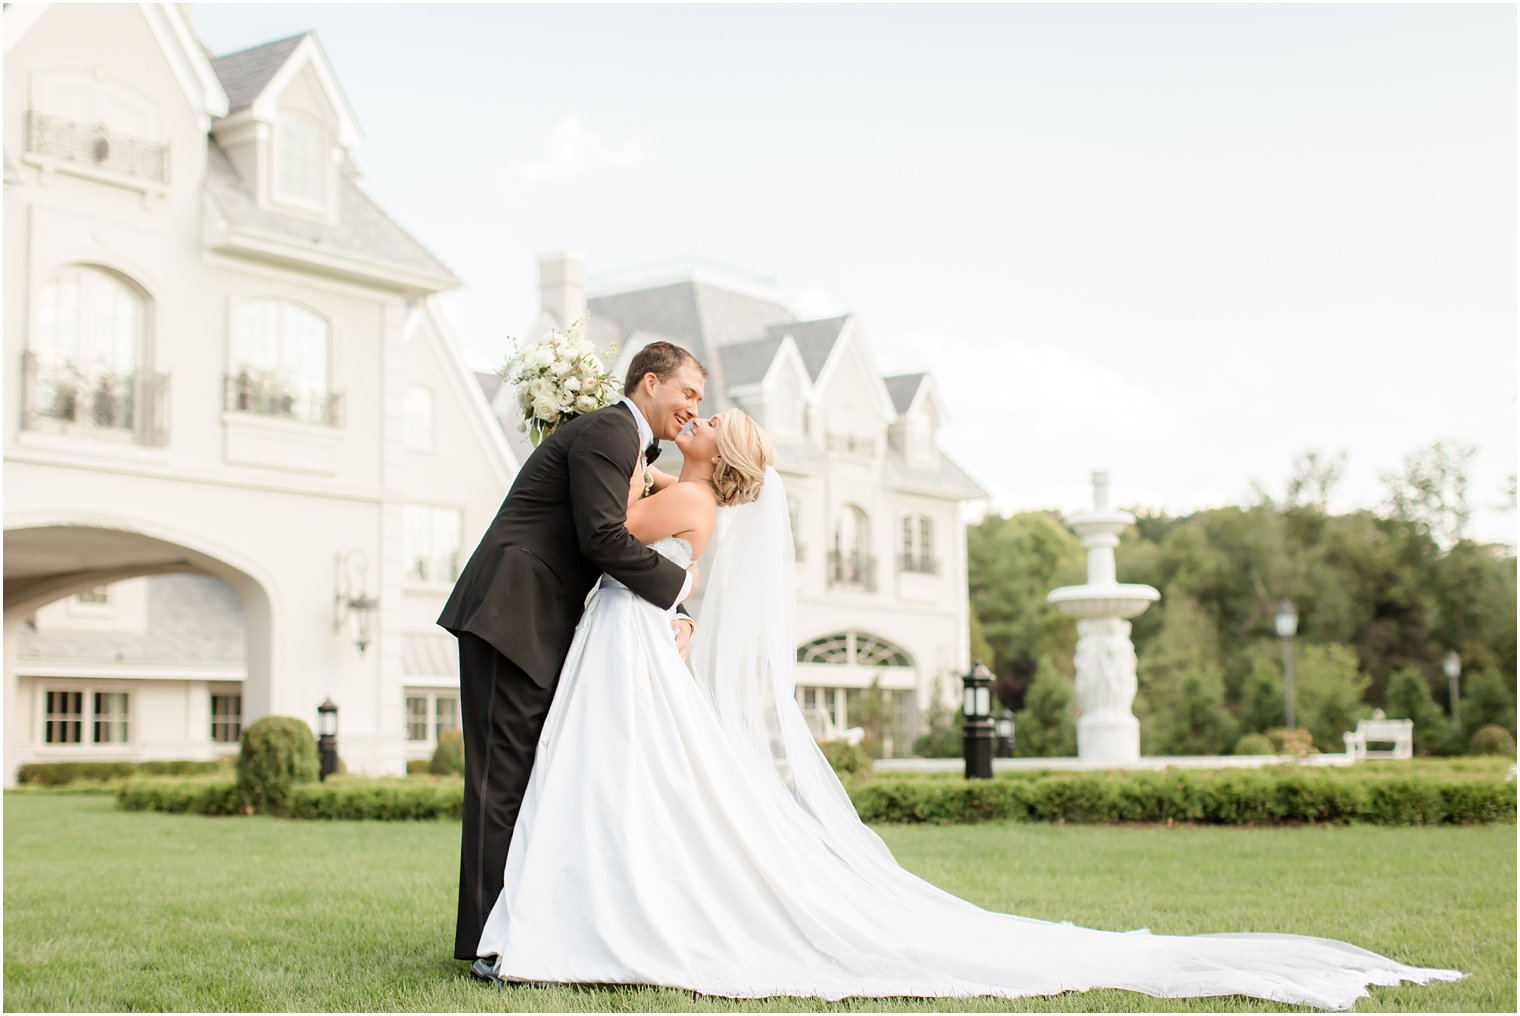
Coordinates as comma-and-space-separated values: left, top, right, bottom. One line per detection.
962, 662, 994, 780
1274, 600, 1299, 730
1442, 650, 1462, 731
317, 698, 339, 781
995, 708, 1015, 759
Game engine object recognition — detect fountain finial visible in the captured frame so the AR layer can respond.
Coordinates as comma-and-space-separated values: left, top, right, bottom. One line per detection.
1091, 470, 1110, 511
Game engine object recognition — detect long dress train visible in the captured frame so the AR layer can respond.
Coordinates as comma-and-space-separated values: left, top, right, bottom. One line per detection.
477, 536, 1463, 1009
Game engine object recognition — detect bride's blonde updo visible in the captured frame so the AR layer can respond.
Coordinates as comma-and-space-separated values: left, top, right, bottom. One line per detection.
710, 410, 775, 507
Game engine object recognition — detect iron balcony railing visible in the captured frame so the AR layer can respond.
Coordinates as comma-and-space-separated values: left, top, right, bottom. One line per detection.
21, 352, 169, 446
225, 373, 344, 427
25, 110, 170, 184
826, 550, 878, 592
897, 553, 942, 575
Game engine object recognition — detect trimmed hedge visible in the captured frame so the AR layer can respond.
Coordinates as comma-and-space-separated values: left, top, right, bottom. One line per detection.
286, 778, 463, 820
819, 740, 872, 779
18, 759, 230, 786
117, 777, 242, 816
116, 776, 463, 820
848, 770, 1516, 826
1470, 724, 1517, 757
114, 767, 1515, 826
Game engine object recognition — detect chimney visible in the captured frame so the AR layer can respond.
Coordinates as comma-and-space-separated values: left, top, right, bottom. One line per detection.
538, 252, 586, 331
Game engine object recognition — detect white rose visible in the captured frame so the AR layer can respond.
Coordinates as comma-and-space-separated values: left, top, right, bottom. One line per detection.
562, 376, 582, 393
550, 358, 572, 376
532, 394, 560, 422
575, 394, 598, 413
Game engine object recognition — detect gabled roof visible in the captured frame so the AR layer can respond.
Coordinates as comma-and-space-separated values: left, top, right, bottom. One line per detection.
884, 372, 928, 415
717, 335, 786, 388
764, 315, 849, 381
209, 31, 361, 148
210, 33, 306, 111
588, 278, 796, 414
203, 141, 460, 292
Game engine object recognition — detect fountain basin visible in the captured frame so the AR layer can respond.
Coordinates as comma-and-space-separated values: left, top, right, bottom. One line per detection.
1047, 583, 1160, 619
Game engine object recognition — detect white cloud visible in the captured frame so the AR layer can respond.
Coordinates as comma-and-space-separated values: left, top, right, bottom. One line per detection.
515, 115, 655, 184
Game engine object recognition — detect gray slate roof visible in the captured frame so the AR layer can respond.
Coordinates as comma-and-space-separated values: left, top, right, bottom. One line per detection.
884, 372, 927, 414
717, 335, 784, 388
16, 574, 245, 668
203, 141, 460, 288
210, 34, 307, 111
764, 316, 849, 380
589, 280, 796, 413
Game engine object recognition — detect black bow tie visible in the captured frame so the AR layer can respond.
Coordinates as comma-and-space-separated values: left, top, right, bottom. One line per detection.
644, 440, 661, 464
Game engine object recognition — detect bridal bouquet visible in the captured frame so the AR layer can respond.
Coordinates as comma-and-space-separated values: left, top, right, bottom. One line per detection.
498, 316, 619, 447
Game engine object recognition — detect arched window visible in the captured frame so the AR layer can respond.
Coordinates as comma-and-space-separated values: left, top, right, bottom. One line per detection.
275, 115, 323, 206
229, 300, 335, 424
829, 505, 874, 590
796, 632, 912, 668
900, 514, 938, 574
403, 387, 434, 450
28, 266, 146, 434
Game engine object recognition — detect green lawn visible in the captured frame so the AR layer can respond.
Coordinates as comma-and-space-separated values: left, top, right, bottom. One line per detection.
4, 794, 1513, 1013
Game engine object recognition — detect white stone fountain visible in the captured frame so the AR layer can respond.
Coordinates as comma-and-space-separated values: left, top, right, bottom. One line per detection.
1046, 472, 1160, 765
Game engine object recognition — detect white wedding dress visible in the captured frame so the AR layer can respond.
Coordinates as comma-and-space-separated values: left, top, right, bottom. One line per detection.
477, 475, 1463, 1009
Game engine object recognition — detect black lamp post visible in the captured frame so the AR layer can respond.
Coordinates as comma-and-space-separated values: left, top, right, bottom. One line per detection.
1274, 600, 1298, 730
962, 662, 994, 779
995, 708, 1015, 759
317, 698, 339, 781
1442, 650, 1462, 730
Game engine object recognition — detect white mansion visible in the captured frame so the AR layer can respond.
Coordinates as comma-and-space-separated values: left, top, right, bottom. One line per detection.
3, 4, 516, 782
2, 5, 986, 783
482, 256, 988, 754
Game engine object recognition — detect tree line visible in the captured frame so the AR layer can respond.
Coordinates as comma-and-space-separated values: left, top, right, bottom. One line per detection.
959, 443, 1517, 758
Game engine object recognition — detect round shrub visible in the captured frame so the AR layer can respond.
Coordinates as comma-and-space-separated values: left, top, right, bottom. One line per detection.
429, 729, 466, 775
819, 740, 872, 779
236, 716, 319, 814
1233, 733, 1276, 756
1469, 724, 1517, 757
1266, 727, 1315, 758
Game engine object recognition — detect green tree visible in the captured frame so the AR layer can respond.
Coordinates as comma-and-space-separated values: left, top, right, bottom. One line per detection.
967, 512, 1083, 683
1293, 642, 1372, 752
1384, 665, 1452, 756
1012, 657, 1076, 757
1380, 440, 1476, 550
1237, 650, 1287, 736
1135, 590, 1233, 754
1460, 668, 1517, 739
846, 676, 893, 760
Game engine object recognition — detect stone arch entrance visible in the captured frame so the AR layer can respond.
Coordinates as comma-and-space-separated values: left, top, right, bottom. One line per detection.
3, 515, 278, 786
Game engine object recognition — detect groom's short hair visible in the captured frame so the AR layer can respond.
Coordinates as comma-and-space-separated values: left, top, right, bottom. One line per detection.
623, 341, 708, 395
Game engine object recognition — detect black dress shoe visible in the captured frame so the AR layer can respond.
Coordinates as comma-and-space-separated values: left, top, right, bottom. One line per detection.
468, 957, 504, 986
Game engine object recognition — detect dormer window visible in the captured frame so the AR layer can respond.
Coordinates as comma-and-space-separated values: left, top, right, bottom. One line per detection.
274, 115, 323, 207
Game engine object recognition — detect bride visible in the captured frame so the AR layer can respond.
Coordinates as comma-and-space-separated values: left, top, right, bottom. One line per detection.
475, 410, 1462, 1009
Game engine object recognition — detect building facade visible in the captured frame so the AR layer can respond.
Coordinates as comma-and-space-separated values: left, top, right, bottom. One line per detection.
484, 256, 987, 755
2, 5, 515, 782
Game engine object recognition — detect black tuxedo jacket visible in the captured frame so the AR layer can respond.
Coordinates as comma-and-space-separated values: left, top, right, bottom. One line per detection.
437, 402, 688, 687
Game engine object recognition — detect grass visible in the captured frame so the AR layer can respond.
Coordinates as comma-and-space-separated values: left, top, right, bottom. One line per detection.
4, 794, 1514, 1013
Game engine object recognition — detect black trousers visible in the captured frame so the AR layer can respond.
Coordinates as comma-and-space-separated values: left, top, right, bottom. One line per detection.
453, 631, 556, 960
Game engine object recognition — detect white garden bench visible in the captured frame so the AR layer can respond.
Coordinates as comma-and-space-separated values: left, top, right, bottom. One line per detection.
1342, 710, 1414, 760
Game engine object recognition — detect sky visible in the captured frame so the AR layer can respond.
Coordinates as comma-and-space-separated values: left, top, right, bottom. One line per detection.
191, 3, 1517, 547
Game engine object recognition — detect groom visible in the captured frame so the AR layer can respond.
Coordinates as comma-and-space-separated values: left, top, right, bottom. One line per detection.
437, 340, 708, 980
